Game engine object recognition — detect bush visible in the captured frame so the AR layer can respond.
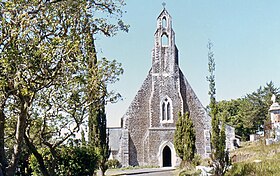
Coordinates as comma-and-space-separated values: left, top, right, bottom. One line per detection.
225, 163, 256, 176
106, 159, 121, 169
57, 146, 97, 176
179, 169, 201, 176
192, 154, 201, 166
29, 146, 98, 176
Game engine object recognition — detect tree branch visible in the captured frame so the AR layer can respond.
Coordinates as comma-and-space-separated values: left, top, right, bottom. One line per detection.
24, 133, 51, 176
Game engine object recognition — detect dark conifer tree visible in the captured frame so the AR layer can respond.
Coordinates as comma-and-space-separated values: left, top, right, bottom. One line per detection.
174, 112, 196, 168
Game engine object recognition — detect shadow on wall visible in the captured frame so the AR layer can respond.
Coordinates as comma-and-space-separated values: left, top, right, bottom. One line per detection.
129, 136, 139, 166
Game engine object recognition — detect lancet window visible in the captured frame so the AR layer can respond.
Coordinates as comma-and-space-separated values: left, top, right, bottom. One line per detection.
161, 97, 173, 122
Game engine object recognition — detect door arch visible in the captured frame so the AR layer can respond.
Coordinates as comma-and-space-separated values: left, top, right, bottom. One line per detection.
162, 146, 171, 167
158, 141, 176, 167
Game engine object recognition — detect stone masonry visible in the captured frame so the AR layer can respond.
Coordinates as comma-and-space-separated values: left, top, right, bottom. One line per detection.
108, 8, 212, 167
109, 8, 213, 167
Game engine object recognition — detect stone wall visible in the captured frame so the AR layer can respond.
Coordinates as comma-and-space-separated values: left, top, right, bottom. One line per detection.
121, 70, 152, 166
180, 70, 211, 158
117, 8, 213, 167
115, 8, 218, 167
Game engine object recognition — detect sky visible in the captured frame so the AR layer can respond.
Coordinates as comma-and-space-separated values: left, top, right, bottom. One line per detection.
95, 0, 280, 127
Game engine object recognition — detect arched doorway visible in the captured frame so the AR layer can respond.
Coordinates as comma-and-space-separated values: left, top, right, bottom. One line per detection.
162, 146, 172, 167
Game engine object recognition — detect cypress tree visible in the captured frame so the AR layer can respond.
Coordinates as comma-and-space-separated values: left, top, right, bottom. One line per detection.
207, 41, 229, 176
174, 112, 196, 168
86, 29, 109, 176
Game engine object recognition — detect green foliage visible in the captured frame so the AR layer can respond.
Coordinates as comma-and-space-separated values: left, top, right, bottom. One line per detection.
174, 112, 196, 166
245, 81, 279, 132
226, 162, 258, 176
14, 146, 32, 176
217, 81, 280, 140
226, 161, 280, 176
29, 148, 52, 176
192, 154, 202, 166
94, 106, 110, 175
230, 140, 280, 163
30, 146, 97, 176
107, 159, 121, 169
179, 168, 201, 176
0, 0, 127, 175
87, 49, 123, 176
57, 146, 97, 176
207, 41, 230, 175
227, 141, 280, 175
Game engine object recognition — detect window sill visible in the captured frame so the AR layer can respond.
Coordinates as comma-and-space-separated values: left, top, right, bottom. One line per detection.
161, 120, 173, 124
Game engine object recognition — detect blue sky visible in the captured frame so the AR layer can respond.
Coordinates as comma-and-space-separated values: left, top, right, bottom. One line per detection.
96, 1, 280, 127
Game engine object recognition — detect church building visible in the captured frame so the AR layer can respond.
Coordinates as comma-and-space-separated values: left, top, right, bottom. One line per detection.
109, 8, 212, 167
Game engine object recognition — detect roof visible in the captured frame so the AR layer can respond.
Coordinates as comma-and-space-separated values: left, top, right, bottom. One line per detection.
157, 8, 171, 19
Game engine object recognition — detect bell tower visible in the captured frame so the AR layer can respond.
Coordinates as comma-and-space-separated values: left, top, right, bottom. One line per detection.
149, 7, 182, 128
152, 8, 179, 76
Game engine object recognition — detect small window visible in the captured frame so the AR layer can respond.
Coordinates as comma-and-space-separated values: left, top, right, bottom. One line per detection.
162, 17, 167, 28
161, 34, 169, 46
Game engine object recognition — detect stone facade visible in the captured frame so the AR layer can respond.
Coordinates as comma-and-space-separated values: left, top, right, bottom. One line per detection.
108, 8, 212, 167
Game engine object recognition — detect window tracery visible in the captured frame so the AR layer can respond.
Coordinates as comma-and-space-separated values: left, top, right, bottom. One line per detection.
161, 97, 173, 123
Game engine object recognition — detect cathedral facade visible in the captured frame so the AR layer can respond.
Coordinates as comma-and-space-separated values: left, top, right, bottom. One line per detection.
109, 8, 212, 167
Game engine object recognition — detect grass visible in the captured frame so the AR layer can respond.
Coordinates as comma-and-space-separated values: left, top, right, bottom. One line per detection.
230, 140, 280, 162
226, 140, 280, 175
226, 159, 280, 176
177, 169, 201, 176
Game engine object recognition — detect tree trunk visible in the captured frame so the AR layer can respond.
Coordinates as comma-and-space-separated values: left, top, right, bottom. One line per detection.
7, 96, 30, 176
0, 167, 3, 176
0, 104, 6, 176
24, 134, 51, 176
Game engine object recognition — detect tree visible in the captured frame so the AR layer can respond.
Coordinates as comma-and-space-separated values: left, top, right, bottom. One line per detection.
216, 82, 280, 140
87, 53, 122, 176
216, 99, 251, 140
92, 105, 110, 176
245, 81, 280, 133
29, 145, 98, 176
206, 41, 229, 175
0, 0, 128, 175
174, 112, 196, 168
85, 31, 122, 176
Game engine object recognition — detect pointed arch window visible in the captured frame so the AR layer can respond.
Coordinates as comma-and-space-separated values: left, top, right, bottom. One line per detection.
162, 17, 167, 28
167, 102, 171, 120
161, 97, 173, 123
161, 33, 169, 46
162, 103, 166, 120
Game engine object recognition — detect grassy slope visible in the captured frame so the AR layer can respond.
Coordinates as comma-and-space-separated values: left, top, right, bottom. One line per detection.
226, 140, 280, 176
